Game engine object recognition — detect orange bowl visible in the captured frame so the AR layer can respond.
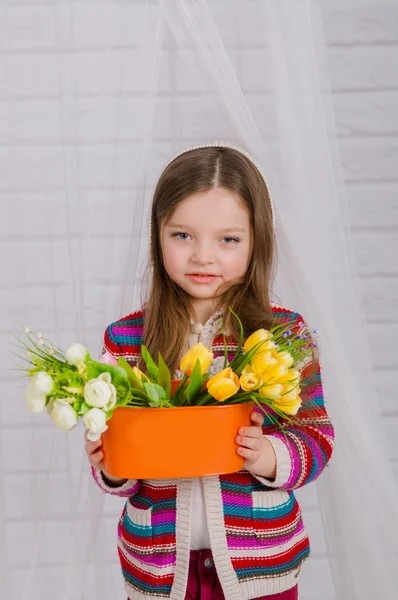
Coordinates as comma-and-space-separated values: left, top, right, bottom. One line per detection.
102, 391, 254, 479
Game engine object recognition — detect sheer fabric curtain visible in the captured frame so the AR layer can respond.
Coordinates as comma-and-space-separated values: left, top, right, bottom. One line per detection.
1, 1, 397, 599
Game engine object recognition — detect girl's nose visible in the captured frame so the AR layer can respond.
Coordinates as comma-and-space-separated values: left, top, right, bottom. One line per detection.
191, 242, 214, 265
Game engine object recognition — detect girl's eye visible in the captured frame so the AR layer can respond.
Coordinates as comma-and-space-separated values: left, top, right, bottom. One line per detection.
222, 237, 240, 244
172, 232, 191, 240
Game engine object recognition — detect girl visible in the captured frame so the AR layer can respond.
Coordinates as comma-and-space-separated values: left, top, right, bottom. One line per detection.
85, 144, 334, 600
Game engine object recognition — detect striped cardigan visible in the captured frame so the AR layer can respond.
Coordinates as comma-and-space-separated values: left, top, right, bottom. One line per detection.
92, 307, 334, 600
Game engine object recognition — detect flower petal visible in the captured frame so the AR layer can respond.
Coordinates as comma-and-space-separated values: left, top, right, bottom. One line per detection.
208, 378, 239, 402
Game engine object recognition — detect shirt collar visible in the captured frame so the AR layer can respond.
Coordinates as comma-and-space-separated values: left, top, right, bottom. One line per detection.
189, 309, 223, 335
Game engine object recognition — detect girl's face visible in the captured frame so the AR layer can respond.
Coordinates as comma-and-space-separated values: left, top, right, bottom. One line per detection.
161, 187, 252, 323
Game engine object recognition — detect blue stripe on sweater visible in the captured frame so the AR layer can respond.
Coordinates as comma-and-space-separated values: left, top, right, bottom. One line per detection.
121, 568, 171, 594
223, 504, 252, 519
235, 547, 309, 578
252, 496, 295, 521
110, 334, 144, 347
152, 524, 175, 535
221, 481, 263, 493
123, 517, 152, 539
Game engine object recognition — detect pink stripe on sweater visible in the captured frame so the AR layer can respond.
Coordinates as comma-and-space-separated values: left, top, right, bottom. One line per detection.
152, 510, 176, 526
113, 326, 143, 337
222, 492, 252, 506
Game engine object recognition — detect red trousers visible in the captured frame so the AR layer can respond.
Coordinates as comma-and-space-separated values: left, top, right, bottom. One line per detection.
185, 550, 298, 600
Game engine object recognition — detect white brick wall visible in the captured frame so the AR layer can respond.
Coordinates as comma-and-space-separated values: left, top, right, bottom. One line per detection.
1, 1, 396, 598
322, 3, 398, 455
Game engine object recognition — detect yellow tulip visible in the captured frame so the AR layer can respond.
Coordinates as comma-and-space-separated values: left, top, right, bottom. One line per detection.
278, 369, 300, 384
261, 363, 288, 384
272, 397, 302, 415
265, 383, 302, 416
263, 340, 278, 353
207, 367, 239, 402
243, 329, 272, 354
276, 351, 294, 368
180, 343, 213, 377
133, 367, 149, 382
251, 352, 278, 376
279, 386, 301, 403
259, 383, 283, 400
240, 370, 261, 392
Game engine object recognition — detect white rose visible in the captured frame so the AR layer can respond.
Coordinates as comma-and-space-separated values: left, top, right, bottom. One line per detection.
83, 408, 108, 442
66, 343, 89, 367
24, 383, 46, 414
50, 399, 78, 431
31, 371, 53, 396
84, 372, 117, 411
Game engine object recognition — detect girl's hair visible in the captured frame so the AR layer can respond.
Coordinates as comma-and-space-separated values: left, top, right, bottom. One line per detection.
140, 146, 278, 374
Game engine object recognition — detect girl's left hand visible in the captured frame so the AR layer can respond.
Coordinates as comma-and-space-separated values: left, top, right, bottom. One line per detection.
236, 411, 265, 469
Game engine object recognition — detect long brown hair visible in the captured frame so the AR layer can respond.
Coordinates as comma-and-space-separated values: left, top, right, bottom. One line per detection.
140, 146, 278, 374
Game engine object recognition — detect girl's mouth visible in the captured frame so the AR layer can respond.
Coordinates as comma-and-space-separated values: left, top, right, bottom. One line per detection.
186, 273, 220, 284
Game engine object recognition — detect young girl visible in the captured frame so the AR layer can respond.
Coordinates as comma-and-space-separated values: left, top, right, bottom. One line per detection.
85, 144, 334, 600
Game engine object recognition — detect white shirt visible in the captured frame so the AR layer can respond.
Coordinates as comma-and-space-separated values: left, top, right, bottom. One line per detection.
178, 311, 225, 550
191, 477, 211, 550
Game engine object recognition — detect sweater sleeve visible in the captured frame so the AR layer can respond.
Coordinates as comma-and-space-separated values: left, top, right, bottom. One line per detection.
91, 466, 140, 497
253, 315, 335, 490
102, 322, 123, 359
90, 323, 141, 498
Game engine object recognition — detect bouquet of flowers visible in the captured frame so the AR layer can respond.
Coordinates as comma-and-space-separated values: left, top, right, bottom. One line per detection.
12, 311, 316, 442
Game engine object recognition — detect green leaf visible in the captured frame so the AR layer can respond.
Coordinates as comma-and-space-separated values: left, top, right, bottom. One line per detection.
72, 396, 85, 413
141, 346, 159, 381
115, 388, 133, 407
143, 382, 166, 407
171, 375, 188, 406
228, 307, 244, 355
115, 377, 133, 401
129, 388, 150, 401
117, 357, 144, 391
157, 353, 171, 399
220, 318, 229, 370
80, 401, 91, 416
196, 391, 213, 406
184, 359, 204, 405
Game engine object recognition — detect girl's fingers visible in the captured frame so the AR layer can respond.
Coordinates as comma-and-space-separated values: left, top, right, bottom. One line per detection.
89, 451, 104, 469
236, 435, 262, 451
250, 411, 265, 426
86, 442, 100, 455
84, 430, 105, 469
238, 425, 262, 439
85, 438, 102, 456
237, 446, 259, 461
93, 451, 104, 464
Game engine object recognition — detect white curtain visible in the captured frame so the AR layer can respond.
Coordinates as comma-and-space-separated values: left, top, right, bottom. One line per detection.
1, 1, 397, 599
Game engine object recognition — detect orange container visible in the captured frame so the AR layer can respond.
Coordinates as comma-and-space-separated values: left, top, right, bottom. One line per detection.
102, 382, 254, 479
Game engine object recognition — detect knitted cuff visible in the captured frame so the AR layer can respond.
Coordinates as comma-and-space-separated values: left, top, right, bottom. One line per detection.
92, 467, 139, 496
252, 435, 292, 489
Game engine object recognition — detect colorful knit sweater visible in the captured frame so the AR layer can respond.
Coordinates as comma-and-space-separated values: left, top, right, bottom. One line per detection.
92, 307, 334, 600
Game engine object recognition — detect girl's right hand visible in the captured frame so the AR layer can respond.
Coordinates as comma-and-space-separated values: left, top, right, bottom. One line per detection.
84, 431, 128, 487
84, 430, 105, 470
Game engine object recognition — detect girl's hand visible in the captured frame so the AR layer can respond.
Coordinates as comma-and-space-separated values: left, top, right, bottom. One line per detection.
84, 430, 105, 470
236, 411, 277, 479
84, 431, 128, 486
236, 410, 265, 468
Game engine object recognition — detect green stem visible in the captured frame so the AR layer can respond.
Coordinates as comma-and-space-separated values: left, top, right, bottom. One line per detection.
196, 392, 213, 406
171, 375, 188, 406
